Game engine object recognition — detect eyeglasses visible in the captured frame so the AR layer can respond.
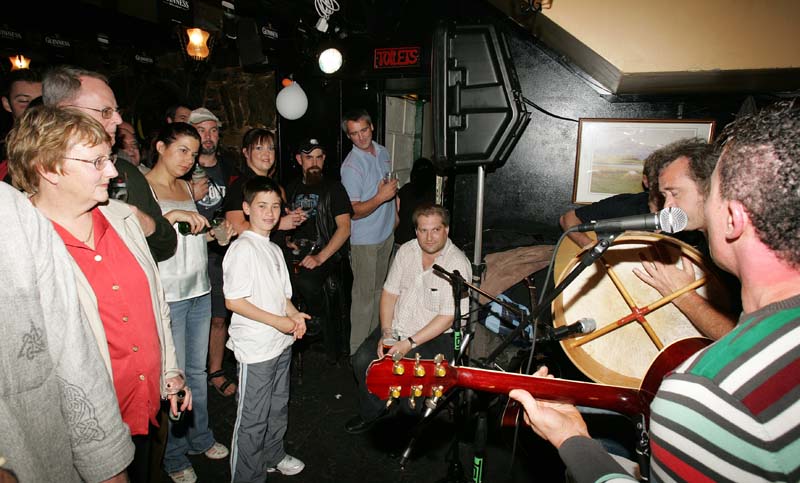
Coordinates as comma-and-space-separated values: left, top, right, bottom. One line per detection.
64, 154, 117, 170
67, 105, 123, 120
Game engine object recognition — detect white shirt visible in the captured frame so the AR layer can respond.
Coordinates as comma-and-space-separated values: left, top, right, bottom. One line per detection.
384, 238, 472, 339
222, 230, 294, 363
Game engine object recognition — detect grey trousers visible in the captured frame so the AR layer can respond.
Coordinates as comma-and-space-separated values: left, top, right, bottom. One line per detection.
349, 234, 394, 354
230, 346, 292, 483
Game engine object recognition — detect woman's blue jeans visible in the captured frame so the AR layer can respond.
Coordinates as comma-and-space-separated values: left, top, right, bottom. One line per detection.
163, 293, 216, 473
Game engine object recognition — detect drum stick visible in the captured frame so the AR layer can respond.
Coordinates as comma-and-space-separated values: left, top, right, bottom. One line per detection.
570, 276, 707, 348
639, 319, 664, 350
603, 263, 638, 309
645, 276, 706, 312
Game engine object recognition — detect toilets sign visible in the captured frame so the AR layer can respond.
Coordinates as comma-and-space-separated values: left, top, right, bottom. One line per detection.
373, 46, 421, 69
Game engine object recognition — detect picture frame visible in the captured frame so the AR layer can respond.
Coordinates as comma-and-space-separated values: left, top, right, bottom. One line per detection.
572, 118, 715, 204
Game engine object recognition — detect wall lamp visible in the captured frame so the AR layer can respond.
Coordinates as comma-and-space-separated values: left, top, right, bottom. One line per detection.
9, 55, 31, 71
185, 27, 212, 61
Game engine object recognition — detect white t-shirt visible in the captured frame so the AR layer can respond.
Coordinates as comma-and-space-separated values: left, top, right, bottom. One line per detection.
222, 230, 294, 363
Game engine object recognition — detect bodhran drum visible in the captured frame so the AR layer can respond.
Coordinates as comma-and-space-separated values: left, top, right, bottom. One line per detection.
552, 231, 731, 389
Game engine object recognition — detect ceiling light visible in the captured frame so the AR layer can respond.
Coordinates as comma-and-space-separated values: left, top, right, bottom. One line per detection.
318, 47, 342, 74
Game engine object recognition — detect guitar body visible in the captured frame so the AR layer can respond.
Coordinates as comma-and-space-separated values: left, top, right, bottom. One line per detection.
366, 337, 711, 423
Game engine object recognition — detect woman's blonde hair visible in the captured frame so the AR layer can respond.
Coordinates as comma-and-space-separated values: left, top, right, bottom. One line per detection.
6, 105, 110, 193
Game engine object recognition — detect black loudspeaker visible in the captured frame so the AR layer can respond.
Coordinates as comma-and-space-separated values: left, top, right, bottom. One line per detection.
432, 22, 530, 170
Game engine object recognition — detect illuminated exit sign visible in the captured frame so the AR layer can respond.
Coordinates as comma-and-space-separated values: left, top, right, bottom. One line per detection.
373, 46, 421, 69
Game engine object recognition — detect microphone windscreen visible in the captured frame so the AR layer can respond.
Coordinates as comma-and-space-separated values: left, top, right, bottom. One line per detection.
579, 317, 596, 333
659, 207, 688, 233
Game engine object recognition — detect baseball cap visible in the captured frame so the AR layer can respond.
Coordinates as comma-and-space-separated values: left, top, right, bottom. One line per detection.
298, 138, 325, 154
188, 107, 221, 126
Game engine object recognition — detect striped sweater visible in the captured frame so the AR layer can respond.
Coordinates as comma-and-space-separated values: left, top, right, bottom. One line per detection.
560, 294, 800, 483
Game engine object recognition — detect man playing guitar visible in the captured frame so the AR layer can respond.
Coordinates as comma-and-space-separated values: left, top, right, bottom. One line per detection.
511, 103, 800, 482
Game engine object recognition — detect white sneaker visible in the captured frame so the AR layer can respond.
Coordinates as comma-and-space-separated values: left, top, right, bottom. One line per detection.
168, 467, 198, 483
204, 441, 230, 460
267, 454, 305, 476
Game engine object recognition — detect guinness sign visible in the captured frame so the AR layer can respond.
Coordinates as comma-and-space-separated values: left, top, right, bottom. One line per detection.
0, 28, 22, 42
45, 36, 72, 48
159, 0, 192, 25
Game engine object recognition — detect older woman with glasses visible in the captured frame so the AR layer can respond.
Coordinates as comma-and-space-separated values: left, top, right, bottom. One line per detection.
6, 106, 190, 483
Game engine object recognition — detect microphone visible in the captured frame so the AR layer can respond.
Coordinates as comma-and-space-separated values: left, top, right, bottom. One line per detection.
544, 318, 596, 342
574, 207, 688, 234
432, 264, 450, 277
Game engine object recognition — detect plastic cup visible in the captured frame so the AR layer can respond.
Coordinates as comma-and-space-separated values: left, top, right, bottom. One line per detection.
211, 218, 229, 246
382, 337, 397, 352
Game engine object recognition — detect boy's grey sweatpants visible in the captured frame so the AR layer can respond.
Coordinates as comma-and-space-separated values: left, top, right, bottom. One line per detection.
230, 346, 292, 483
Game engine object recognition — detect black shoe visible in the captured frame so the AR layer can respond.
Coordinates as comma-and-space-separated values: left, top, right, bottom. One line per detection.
345, 415, 375, 435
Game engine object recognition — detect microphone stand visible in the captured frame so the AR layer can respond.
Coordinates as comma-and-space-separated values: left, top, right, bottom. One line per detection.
400, 267, 469, 476
399, 232, 618, 480
483, 231, 618, 365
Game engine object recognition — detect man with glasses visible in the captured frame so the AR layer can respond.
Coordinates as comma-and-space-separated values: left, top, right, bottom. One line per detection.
42, 65, 177, 262
189, 107, 241, 398
340, 108, 399, 355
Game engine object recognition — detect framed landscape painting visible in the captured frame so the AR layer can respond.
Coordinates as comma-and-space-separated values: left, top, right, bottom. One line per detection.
572, 119, 715, 204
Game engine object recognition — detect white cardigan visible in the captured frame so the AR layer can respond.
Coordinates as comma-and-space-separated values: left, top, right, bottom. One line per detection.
69, 200, 180, 398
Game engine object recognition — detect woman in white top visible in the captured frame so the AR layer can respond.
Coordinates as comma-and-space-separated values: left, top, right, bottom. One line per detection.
146, 122, 234, 483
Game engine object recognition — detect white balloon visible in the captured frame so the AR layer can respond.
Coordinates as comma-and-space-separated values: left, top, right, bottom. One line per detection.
276, 81, 308, 120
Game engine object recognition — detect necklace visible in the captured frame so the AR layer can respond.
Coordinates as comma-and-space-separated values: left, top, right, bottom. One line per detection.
81, 223, 94, 245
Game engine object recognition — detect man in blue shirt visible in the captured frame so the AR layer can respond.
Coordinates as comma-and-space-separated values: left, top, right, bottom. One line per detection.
340, 109, 398, 354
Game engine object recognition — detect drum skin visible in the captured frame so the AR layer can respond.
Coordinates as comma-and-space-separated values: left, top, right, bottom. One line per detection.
552, 232, 730, 388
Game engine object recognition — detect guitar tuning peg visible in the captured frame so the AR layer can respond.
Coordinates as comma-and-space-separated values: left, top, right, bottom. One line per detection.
408, 385, 423, 410
392, 352, 403, 362
414, 358, 426, 377
387, 385, 402, 408
432, 385, 444, 398
434, 354, 444, 364
392, 359, 405, 375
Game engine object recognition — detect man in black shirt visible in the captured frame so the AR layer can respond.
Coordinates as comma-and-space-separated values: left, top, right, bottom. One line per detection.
189, 107, 240, 397
286, 138, 353, 363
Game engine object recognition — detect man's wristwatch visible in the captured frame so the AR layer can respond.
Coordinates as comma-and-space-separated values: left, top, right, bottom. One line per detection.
407, 337, 417, 349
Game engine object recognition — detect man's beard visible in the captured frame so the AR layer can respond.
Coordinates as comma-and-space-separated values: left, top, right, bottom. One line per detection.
304, 168, 323, 186
200, 142, 217, 156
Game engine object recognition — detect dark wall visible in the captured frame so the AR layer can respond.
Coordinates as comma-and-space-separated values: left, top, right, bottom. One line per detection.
449, 27, 754, 253
275, 76, 382, 187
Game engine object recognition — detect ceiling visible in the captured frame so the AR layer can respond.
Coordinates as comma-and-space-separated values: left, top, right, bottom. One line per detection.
3, 0, 797, 96
488, 0, 800, 95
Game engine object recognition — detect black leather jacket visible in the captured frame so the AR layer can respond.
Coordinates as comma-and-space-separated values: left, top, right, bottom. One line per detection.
289, 178, 348, 263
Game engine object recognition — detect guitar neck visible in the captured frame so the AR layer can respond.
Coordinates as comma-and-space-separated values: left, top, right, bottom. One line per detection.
455, 366, 645, 417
